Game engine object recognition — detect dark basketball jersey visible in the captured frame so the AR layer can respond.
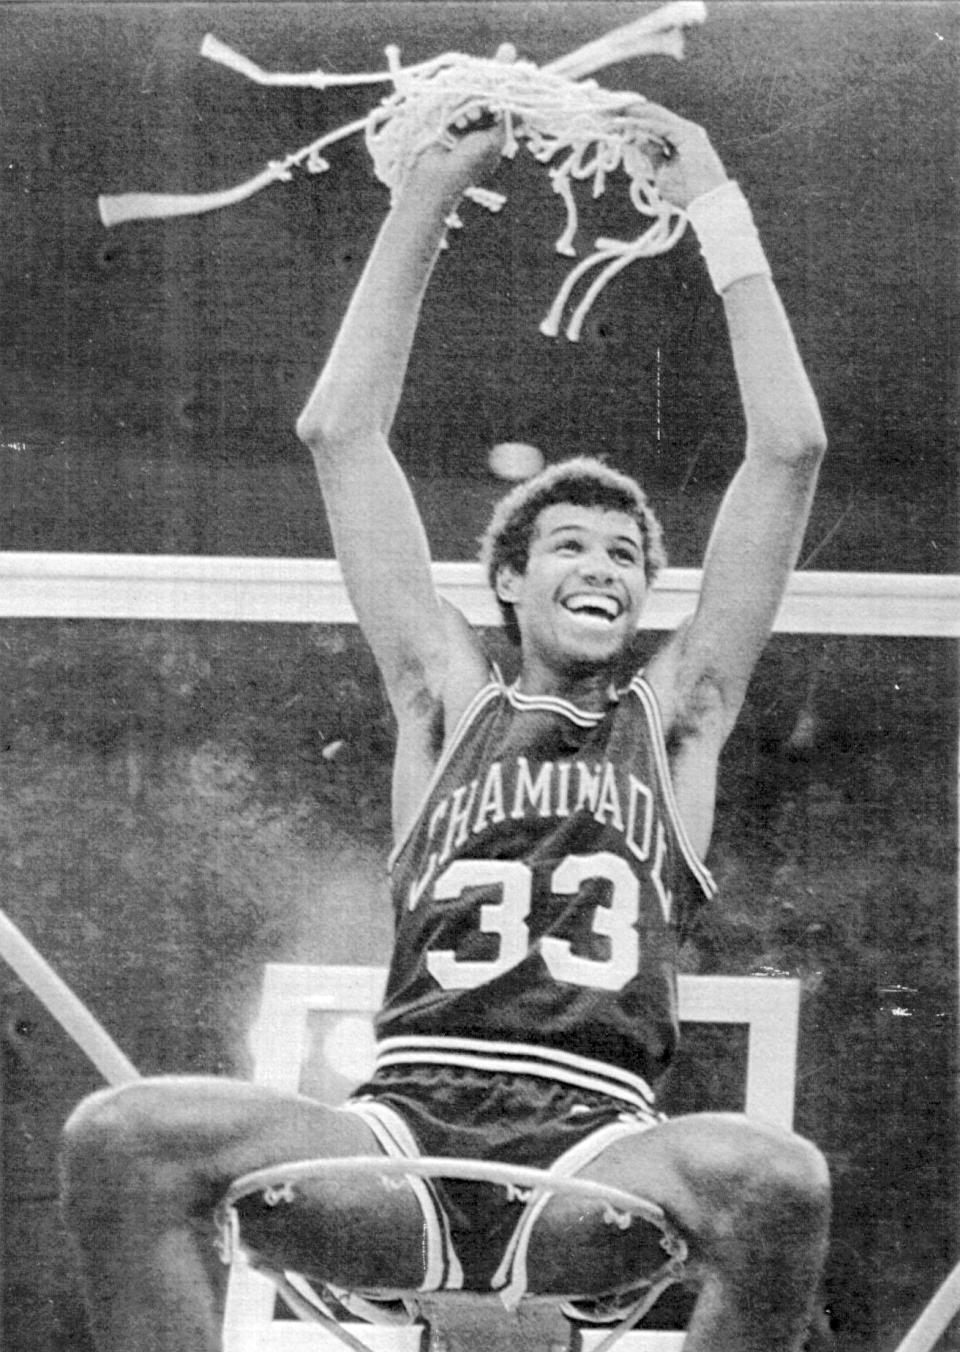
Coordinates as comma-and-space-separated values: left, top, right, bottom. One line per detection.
376, 669, 716, 1113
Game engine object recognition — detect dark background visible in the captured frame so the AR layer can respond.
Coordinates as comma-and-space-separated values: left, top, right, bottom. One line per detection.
2, 0, 958, 568
1, 3, 958, 1350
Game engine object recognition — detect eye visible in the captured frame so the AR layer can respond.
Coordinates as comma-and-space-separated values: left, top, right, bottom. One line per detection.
612, 546, 641, 566
555, 537, 582, 554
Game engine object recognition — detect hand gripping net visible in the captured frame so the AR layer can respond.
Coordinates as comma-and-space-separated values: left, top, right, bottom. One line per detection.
97, 2, 706, 340
365, 52, 690, 340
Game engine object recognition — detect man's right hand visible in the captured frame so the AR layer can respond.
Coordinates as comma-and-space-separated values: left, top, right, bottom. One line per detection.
400, 111, 507, 214
396, 43, 515, 213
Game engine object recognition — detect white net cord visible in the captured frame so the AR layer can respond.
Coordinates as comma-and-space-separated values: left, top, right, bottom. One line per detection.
97, 3, 707, 340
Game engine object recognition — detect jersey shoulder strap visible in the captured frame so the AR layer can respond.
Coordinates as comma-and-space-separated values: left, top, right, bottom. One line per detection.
388, 667, 506, 871
628, 673, 717, 899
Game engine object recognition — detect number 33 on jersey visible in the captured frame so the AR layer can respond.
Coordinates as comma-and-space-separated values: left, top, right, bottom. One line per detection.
379, 671, 716, 1094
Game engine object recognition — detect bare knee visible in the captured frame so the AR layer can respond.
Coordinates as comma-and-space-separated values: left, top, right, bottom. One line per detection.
699, 1127, 831, 1344
64, 1081, 166, 1169
63, 1085, 146, 1208
692, 1122, 831, 1259
61, 1080, 217, 1233
749, 1130, 830, 1233
64, 1084, 140, 1181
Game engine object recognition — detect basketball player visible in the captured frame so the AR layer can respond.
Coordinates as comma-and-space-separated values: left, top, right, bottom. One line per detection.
61, 104, 829, 1351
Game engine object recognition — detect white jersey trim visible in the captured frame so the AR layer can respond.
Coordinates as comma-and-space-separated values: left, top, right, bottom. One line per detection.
389, 666, 717, 904
503, 681, 607, 728
374, 1035, 657, 1116
388, 673, 504, 872
390, 669, 615, 871
629, 674, 717, 901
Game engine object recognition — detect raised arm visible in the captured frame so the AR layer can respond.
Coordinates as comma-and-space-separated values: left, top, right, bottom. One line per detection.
296, 124, 503, 730
638, 108, 827, 849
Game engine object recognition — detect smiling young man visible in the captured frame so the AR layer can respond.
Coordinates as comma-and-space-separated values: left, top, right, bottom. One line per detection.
61, 105, 829, 1352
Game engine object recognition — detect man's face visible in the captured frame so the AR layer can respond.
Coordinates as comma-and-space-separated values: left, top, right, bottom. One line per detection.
496, 503, 648, 674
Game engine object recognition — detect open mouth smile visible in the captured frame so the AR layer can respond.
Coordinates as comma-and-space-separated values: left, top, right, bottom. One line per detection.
561, 593, 623, 623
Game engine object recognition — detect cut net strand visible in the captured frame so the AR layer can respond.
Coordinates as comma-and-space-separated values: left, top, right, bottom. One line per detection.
97, 2, 707, 339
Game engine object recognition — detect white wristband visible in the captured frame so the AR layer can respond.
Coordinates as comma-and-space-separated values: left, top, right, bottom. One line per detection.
686, 181, 771, 294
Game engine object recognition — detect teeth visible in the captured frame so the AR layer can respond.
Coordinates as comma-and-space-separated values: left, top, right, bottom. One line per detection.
564, 595, 620, 619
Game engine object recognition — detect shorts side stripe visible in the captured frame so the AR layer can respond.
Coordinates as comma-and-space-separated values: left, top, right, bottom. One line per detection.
339, 1099, 463, 1292
492, 1116, 660, 1307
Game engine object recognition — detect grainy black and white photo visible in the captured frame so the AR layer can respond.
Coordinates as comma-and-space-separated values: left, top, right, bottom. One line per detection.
1, 5, 957, 1351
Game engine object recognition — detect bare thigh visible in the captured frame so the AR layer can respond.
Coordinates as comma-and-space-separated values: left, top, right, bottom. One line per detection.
64, 1076, 428, 1288
525, 1112, 829, 1295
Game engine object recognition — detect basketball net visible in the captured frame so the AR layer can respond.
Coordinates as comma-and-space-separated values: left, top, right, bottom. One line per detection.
97, 3, 706, 340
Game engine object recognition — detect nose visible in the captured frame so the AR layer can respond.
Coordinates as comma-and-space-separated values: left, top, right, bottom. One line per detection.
578, 547, 615, 585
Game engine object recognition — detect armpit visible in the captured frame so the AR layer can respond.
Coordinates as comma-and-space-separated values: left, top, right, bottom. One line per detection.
668, 672, 730, 748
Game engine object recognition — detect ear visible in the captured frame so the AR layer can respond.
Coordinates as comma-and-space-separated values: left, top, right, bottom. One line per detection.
494, 564, 523, 604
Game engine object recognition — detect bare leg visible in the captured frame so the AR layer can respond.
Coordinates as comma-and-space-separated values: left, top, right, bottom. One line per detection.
60, 1076, 390, 1352
535, 1112, 830, 1352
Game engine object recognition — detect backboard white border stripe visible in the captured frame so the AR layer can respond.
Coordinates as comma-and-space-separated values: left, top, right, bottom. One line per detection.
0, 554, 954, 636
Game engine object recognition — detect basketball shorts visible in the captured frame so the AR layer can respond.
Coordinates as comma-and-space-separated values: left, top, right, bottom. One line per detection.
342, 1063, 678, 1317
